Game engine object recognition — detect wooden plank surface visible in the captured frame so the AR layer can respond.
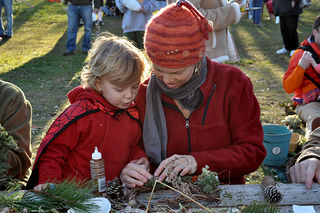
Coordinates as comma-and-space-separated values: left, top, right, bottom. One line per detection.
136, 183, 320, 212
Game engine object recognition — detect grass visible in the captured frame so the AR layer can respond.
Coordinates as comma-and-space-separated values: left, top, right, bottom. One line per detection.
1, 0, 320, 183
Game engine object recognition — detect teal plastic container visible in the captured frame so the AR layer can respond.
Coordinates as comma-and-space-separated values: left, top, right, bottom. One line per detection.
262, 125, 292, 166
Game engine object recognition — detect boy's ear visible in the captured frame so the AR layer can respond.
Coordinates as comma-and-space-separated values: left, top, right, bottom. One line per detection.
313, 29, 318, 38
95, 78, 102, 93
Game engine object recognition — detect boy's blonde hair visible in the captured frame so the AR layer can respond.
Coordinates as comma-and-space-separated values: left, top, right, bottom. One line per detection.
81, 34, 149, 90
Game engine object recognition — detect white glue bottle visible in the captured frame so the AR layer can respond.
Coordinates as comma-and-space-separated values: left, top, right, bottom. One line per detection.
90, 146, 107, 193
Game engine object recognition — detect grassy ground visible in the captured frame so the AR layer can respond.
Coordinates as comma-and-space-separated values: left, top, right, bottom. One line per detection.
1, 0, 320, 183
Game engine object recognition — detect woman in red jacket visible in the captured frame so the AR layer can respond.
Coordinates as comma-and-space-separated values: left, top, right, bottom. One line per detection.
120, 0, 266, 188
26, 35, 152, 190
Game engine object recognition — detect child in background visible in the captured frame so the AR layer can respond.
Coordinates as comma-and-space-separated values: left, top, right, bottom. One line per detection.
265, 0, 274, 20
116, 0, 157, 49
293, 51, 320, 105
26, 34, 151, 190
93, 0, 104, 26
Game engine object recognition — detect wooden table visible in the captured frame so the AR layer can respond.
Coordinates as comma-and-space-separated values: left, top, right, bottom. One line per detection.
136, 183, 320, 212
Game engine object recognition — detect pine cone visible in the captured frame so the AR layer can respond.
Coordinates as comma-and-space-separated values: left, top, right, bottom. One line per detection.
263, 185, 282, 203
107, 177, 123, 199
261, 176, 276, 191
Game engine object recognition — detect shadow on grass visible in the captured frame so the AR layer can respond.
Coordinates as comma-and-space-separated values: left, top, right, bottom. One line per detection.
0, 30, 87, 134
13, 0, 49, 34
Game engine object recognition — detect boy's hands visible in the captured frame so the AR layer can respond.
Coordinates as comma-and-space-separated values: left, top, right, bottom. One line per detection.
299, 51, 312, 70
34, 183, 54, 192
120, 157, 152, 188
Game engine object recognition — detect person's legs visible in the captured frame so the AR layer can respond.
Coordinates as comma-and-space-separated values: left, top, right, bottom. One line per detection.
156, 0, 166, 11
0, 0, 5, 36
296, 102, 320, 138
123, 32, 136, 46
135, 31, 145, 49
66, 4, 80, 53
252, 0, 263, 25
80, 5, 92, 52
279, 15, 290, 51
3, 0, 12, 37
248, 0, 253, 20
285, 15, 299, 51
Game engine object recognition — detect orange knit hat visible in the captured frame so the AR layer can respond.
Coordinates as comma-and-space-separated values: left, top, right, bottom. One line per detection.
144, 0, 213, 68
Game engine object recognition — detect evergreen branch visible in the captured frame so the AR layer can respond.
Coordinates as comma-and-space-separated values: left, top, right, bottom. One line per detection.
241, 201, 279, 213
0, 178, 99, 212
0, 124, 22, 189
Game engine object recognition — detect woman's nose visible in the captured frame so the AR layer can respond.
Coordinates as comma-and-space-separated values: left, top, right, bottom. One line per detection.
162, 73, 172, 84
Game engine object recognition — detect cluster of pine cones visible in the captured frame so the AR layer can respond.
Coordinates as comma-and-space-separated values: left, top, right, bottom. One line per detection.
260, 176, 282, 203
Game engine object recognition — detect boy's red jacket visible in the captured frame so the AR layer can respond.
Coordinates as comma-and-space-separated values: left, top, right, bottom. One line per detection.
26, 87, 145, 189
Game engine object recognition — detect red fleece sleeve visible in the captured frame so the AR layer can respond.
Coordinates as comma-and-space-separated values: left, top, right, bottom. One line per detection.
37, 122, 80, 185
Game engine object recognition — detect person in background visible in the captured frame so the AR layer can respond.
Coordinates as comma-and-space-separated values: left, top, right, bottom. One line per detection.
167, 0, 243, 63
116, 0, 157, 49
0, 0, 13, 39
283, 15, 320, 189
156, 0, 166, 11
63, 0, 101, 56
0, 80, 32, 182
120, 0, 266, 188
92, 0, 104, 27
273, 0, 301, 56
265, 0, 275, 20
252, 0, 263, 27
102, 0, 121, 16
26, 35, 151, 190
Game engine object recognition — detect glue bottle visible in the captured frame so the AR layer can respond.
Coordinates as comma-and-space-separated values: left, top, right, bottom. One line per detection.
90, 146, 107, 193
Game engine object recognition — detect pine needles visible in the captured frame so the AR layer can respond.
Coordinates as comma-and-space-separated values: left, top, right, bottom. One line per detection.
0, 124, 21, 189
241, 201, 280, 213
0, 179, 98, 212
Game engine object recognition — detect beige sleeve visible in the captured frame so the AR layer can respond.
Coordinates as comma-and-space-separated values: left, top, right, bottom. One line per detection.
167, 0, 241, 31
296, 128, 320, 163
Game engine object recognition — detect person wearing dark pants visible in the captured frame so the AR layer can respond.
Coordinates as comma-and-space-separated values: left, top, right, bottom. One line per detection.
273, 0, 301, 56
280, 15, 299, 53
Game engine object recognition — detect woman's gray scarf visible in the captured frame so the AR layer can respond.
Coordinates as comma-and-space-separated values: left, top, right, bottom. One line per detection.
143, 57, 207, 164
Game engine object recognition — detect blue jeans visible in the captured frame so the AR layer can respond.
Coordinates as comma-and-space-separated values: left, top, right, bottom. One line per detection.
101, 6, 112, 16
66, 4, 92, 52
252, 0, 263, 24
156, 0, 166, 11
0, 0, 13, 36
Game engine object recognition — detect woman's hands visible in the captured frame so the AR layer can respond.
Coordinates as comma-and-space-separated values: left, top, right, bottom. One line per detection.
154, 154, 197, 182
120, 157, 152, 188
121, 155, 197, 188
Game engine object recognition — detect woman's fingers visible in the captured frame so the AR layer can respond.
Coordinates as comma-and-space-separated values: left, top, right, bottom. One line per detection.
154, 155, 197, 181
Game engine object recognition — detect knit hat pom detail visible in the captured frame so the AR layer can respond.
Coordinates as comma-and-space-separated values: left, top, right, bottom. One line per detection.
144, 0, 213, 68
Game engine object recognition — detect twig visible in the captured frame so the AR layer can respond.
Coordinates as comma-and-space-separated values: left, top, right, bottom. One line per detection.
145, 180, 213, 213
